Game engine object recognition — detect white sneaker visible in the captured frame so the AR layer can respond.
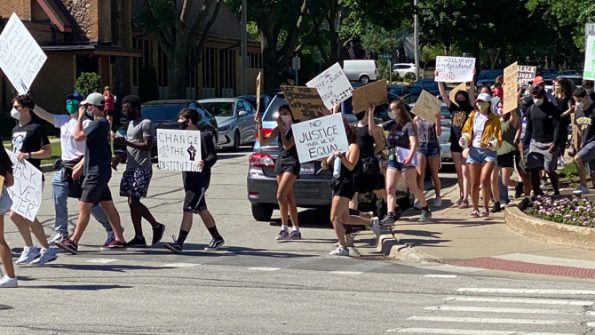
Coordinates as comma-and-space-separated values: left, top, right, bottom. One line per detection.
15, 247, 40, 265
30, 248, 58, 266
329, 246, 349, 256
433, 197, 442, 208
370, 217, 381, 238
48, 233, 67, 245
573, 185, 590, 196
413, 199, 421, 210
0, 275, 17, 288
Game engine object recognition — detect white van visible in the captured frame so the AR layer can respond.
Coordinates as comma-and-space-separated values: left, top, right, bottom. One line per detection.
342, 60, 378, 84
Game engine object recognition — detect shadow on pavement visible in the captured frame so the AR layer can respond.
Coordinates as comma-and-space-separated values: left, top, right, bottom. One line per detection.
28, 284, 133, 291
133, 244, 319, 259
268, 208, 332, 229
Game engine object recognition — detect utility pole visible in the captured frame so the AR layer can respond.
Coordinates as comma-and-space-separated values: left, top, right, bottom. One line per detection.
240, 0, 248, 95
413, 0, 421, 79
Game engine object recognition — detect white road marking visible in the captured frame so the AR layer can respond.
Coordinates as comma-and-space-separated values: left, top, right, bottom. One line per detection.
163, 263, 200, 268
424, 305, 578, 315
330, 271, 362, 275
407, 316, 571, 325
424, 274, 458, 278
444, 296, 593, 306
85, 258, 117, 264
457, 288, 595, 295
387, 328, 578, 335
586, 321, 595, 328
248, 267, 280, 272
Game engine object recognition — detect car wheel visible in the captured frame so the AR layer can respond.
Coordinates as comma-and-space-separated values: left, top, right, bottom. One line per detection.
251, 203, 274, 221
360, 75, 370, 84
233, 130, 240, 151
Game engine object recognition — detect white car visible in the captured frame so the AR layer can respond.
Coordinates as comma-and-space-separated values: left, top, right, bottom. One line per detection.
343, 60, 378, 83
393, 63, 418, 80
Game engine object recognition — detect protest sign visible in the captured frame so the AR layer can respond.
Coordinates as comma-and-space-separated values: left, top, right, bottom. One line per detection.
434, 56, 475, 83
0, 13, 47, 94
351, 80, 388, 113
280, 85, 328, 120
584, 35, 595, 81
5, 150, 43, 221
517, 65, 536, 85
306, 62, 353, 110
255, 71, 262, 114
448, 82, 467, 106
156, 129, 202, 172
0, 175, 4, 192
410, 90, 440, 122
292, 113, 349, 163
503, 62, 518, 114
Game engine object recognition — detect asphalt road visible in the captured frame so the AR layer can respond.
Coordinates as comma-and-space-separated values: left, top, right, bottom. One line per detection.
1, 148, 595, 334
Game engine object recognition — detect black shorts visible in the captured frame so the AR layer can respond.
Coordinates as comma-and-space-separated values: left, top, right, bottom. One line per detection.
354, 173, 385, 193
80, 174, 112, 204
450, 139, 464, 153
183, 171, 210, 213
275, 155, 300, 176
497, 151, 515, 168
331, 177, 355, 199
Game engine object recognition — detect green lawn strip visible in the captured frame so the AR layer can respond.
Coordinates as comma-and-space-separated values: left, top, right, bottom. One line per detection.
3, 139, 61, 166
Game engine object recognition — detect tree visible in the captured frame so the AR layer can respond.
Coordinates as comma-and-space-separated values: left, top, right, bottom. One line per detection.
139, 0, 223, 98
75, 72, 101, 97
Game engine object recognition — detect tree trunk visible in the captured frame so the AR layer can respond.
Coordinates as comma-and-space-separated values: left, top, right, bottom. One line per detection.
167, 38, 190, 99
261, 37, 279, 93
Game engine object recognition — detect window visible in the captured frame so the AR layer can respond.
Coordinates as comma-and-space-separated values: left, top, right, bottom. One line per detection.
248, 52, 262, 69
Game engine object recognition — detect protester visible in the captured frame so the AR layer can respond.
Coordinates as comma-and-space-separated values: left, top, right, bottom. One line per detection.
112, 95, 164, 246
103, 86, 117, 130
492, 75, 504, 100
33, 93, 114, 246
165, 108, 224, 253
323, 121, 380, 256
582, 80, 595, 103
414, 110, 442, 208
380, 101, 431, 225
491, 107, 520, 211
553, 78, 574, 157
438, 81, 475, 208
9, 94, 58, 265
460, 93, 502, 217
571, 87, 595, 195
256, 105, 301, 240
55, 93, 127, 254
0, 145, 17, 287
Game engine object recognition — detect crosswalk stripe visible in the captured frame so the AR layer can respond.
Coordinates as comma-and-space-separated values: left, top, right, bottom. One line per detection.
85, 258, 117, 264
163, 263, 200, 268
444, 296, 594, 306
458, 288, 595, 295
330, 271, 362, 275
424, 274, 458, 278
424, 306, 579, 315
387, 328, 578, 335
586, 321, 595, 327
407, 316, 571, 325
248, 267, 280, 271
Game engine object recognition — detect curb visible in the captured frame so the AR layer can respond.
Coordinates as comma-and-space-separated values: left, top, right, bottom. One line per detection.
504, 206, 595, 251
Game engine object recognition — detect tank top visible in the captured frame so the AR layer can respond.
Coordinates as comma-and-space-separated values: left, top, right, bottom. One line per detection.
278, 128, 298, 158
415, 117, 438, 144
497, 119, 516, 155
356, 126, 375, 158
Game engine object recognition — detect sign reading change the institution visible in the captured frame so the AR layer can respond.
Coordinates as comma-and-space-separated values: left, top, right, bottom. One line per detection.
157, 129, 202, 172
0, 13, 47, 94
6, 150, 43, 221
292, 113, 349, 163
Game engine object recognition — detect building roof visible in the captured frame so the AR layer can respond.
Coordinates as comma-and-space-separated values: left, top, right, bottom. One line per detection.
35, 0, 73, 33
42, 44, 141, 57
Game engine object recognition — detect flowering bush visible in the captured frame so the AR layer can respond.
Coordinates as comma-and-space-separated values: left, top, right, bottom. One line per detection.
525, 196, 595, 228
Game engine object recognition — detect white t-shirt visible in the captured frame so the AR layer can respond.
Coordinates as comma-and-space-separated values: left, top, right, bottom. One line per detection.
54, 115, 91, 161
472, 113, 488, 148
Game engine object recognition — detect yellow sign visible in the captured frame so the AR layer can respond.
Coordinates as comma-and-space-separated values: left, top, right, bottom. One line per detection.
503, 62, 518, 114
351, 80, 388, 113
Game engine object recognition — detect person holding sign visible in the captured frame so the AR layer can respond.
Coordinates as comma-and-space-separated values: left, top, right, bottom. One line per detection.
414, 109, 442, 209
255, 105, 302, 241
571, 88, 595, 196
0, 146, 17, 287
9, 94, 58, 266
165, 108, 223, 253
437, 81, 475, 208
380, 101, 431, 226
56, 93, 127, 254
460, 93, 502, 218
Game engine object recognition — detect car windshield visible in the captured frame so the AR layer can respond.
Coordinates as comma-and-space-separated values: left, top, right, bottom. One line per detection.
141, 104, 186, 122
201, 102, 234, 117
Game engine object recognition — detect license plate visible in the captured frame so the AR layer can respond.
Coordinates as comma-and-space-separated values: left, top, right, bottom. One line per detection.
300, 162, 315, 175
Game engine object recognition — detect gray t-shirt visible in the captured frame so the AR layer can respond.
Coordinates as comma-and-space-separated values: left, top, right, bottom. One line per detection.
126, 118, 154, 170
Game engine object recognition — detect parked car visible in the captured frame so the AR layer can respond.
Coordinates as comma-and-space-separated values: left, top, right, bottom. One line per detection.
198, 98, 257, 151
393, 63, 418, 80
342, 59, 378, 84
408, 79, 440, 96
438, 104, 452, 162
476, 69, 503, 88
114, 100, 218, 159
237, 94, 273, 114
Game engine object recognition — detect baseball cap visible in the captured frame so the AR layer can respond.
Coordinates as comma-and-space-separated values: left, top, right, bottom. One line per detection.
66, 91, 83, 102
532, 76, 544, 86
81, 92, 104, 106
477, 93, 492, 103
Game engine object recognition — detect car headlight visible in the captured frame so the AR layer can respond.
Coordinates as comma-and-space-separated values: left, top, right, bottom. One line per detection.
218, 125, 231, 131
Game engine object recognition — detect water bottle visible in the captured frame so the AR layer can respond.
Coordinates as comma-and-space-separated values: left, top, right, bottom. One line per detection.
333, 156, 341, 178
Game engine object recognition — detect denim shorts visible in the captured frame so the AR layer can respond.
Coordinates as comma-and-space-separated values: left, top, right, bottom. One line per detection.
417, 142, 440, 158
577, 141, 595, 171
387, 159, 415, 171
0, 187, 12, 216
466, 146, 497, 164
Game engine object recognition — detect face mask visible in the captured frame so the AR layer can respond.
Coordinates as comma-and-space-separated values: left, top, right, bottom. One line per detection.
355, 112, 366, 121
179, 121, 189, 130
66, 101, 79, 114
533, 98, 544, 106
281, 115, 292, 124
388, 110, 396, 120
10, 108, 21, 120
476, 101, 490, 111
575, 102, 583, 110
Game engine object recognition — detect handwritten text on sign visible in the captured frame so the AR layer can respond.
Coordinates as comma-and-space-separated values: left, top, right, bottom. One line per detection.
157, 129, 202, 172
281, 85, 327, 121
434, 56, 476, 83
411, 90, 441, 123
0, 13, 47, 94
306, 62, 353, 110
503, 62, 518, 114
5, 150, 42, 221
292, 113, 349, 163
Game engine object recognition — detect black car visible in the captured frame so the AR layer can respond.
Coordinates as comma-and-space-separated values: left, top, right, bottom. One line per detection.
114, 100, 218, 159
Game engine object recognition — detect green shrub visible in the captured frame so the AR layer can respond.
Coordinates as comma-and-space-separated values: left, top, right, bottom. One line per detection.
75, 72, 101, 97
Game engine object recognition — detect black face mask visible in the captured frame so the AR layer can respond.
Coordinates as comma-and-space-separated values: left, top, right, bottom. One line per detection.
457, 100, 469, 109
179, 121, 189, 130
355, 112, 366, 121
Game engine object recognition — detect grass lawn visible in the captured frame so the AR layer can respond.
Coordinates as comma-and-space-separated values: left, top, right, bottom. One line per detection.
3, 139, 62, 166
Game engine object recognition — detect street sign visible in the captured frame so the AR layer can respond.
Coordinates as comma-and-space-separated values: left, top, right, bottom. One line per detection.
379, 53, 391, 60
292, 56, 301, 71
586, 23, 595, 41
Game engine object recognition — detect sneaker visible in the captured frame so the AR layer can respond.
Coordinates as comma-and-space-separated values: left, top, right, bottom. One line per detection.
30, 248, 58, 266
518, 197, 532, 211
275, 230, 289, 241
573, 185, 590, 196
370, 217, 381, 237
419, 209, 432, 223
433, 197, 442, 208
491, 202, 502, 213
480, 208, 490, 217
55, 239, 78, 255
164, 239, 183, 254
103, 231, 115, 247
288, 230, 302, 240
152, 223, 165, 245
48, 233, 67, 245
0, 275, 17, 288
413, 199, 421, 210
329, 246, 349, 256
515, 182, 524, 198
15, 247, 40, 264
380, 212, 396, 227
126, 236, 147, 248
204, 238, 225, 251
469, 209, 480, 218
101, 240, 127, 250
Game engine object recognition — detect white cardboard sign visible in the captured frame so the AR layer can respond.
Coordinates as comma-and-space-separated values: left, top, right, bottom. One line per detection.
156, 129, 202, 172
517, 65, 537, 85
292, 113, 349, 163
0, 13, 47, 94
6, 150, 43, 221
306, 62, 353, 110
434, 56, 476, 83
584, 35, 595, 81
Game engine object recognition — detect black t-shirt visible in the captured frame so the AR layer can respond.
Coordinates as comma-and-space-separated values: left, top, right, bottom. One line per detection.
83, 117, 112, 177
448, 103, 473, 141
11, 122, 50, 170
384, 121, 415, 149
576, 102, 595, 146
523, 100, 562, 146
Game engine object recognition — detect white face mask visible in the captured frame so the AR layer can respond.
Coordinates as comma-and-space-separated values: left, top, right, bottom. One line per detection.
388, 111, 396, 120
10, 108, 21, 120
533, 98, 544, 106
281, 115, 292, 124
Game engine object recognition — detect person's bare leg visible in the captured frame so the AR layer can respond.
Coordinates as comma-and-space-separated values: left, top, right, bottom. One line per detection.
469, 164, 481, 211
405, 168, 427, 207
480, 162, 496, 210
8, 212, 33, 247
29, 218, 50, 249
70, 202, 93, 244
416, 154, 427, 193
0, 218, 15, 278
491, 166, 500, 204
198, 209, 216, 229
429, 155, 441, 198
331, 196, 349, 246
99, 201, 125, 242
